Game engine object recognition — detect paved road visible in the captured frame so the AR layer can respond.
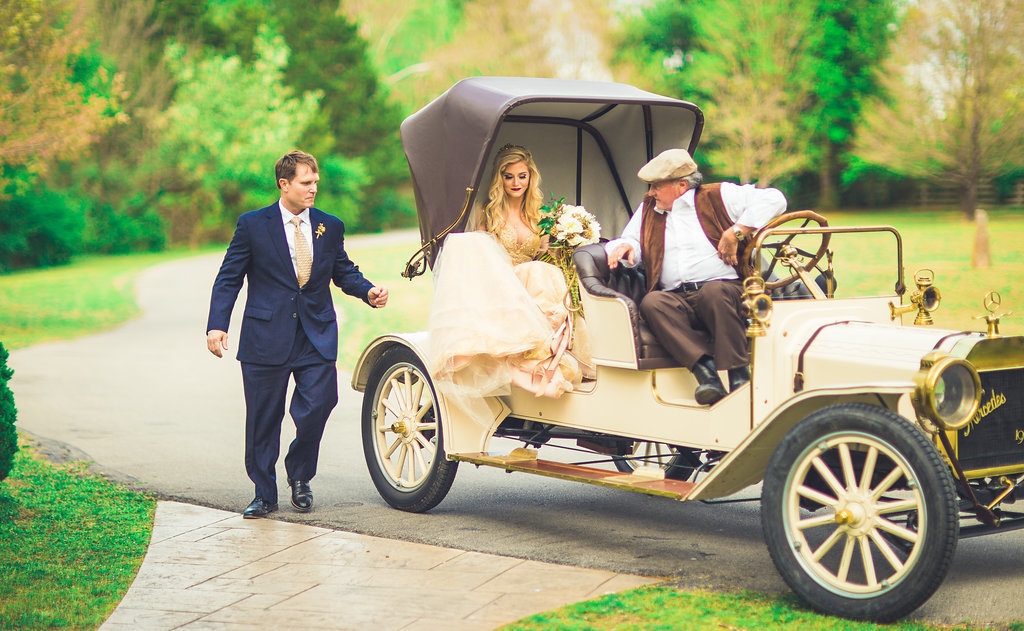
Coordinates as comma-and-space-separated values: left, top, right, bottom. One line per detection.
12, 233, 1024, 625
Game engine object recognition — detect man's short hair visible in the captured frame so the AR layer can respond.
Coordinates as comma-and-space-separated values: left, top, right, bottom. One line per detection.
275, 151, 318, 189
681, 170, 703, 190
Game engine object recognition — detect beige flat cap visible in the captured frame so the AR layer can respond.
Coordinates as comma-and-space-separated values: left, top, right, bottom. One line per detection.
637, 148, 698, 183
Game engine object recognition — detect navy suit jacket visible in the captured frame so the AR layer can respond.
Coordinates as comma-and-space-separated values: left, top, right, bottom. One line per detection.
207, 203, 374, 365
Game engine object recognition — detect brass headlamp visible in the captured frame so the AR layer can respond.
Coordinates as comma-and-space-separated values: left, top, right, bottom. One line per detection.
743, 276, 773, 337
911, 350, 982, 432
890, 269, 941, 325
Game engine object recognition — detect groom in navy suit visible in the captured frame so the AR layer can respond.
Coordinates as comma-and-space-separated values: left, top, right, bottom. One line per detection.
206, 150, 388, 518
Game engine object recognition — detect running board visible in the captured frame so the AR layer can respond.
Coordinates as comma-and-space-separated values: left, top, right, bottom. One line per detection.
451, 450, 696, 500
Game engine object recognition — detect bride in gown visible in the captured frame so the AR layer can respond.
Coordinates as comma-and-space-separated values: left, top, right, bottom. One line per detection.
427, 144, 593, 425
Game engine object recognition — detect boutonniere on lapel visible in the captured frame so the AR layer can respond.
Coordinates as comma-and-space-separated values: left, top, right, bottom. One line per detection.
315, 223, 325, 239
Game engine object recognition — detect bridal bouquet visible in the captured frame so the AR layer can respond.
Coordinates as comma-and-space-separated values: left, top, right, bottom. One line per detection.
538, 196, 602, 310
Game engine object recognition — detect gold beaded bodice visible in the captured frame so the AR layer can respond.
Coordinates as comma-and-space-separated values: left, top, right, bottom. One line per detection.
495, 223, 542, 265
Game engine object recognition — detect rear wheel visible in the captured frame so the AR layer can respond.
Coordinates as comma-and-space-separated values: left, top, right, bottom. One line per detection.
761, 403, 958, 622
361, 346, 458, 513
613, 442, 702, 480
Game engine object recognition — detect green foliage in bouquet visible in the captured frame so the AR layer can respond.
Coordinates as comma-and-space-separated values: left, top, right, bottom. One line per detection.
537, 195, 602, 311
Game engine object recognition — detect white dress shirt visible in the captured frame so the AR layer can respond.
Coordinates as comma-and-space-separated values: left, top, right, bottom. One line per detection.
280, 202, 313, 279
605, 182, 786, 289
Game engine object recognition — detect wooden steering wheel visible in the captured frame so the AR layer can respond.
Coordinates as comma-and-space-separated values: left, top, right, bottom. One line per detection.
741, 211, 830, 291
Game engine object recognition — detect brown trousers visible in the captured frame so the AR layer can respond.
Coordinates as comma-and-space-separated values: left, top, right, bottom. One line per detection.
639, 280, 747, 371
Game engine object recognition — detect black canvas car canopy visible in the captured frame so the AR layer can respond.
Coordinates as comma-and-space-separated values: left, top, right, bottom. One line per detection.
400, 76, 703, 269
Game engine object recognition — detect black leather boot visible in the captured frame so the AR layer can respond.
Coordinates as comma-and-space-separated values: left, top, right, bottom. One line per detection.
691, 356, 727, 406
728, 365, 751, 392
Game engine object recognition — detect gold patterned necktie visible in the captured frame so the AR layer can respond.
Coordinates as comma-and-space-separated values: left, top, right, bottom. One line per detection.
290, 216, 312, 287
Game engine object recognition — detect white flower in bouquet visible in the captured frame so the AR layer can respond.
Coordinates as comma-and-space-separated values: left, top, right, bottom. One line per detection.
547, 203, 600, 248
555, 214, 583, 237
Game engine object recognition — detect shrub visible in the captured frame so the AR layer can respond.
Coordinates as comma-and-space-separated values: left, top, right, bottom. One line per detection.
0, 175, 86, 272
0, 342, 17, 482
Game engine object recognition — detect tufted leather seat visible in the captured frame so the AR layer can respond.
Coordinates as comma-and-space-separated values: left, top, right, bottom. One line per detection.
573, 243, 681, 369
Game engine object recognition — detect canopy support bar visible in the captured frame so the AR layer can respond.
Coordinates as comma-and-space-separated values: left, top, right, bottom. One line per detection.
576, 127, 583, 205
643, 105, 654, 161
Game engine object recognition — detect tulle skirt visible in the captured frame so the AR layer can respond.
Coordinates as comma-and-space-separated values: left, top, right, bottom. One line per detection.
427, 231, 593, 425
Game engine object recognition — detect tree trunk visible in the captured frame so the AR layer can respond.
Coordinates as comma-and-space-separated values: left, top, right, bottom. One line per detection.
972, 208, 990, 268
817, 144, 839, 211
961, 178, 977, 220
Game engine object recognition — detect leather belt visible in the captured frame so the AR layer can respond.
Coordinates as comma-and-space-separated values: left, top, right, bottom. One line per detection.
669, 279, 734, 293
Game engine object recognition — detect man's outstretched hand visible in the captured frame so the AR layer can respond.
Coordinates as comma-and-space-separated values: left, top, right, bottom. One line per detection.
207, 330, 229, 358
607, 243, 635, 270
368, 285, 389, 308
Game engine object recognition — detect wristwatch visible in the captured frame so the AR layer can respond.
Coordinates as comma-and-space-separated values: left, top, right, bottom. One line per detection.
732, 225, 747, 242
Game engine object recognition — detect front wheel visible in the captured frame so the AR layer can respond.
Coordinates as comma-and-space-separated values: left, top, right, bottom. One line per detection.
761, 403, 958, 622
362, 346, 458, 513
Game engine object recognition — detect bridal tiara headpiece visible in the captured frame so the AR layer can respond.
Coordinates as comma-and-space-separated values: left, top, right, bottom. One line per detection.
497, 143, 531, 158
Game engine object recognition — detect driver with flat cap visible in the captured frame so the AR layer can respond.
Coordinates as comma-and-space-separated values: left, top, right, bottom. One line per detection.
605, 149, 787, 405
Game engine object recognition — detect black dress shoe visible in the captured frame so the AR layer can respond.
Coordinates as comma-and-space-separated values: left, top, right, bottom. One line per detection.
691, 356, 727, 406
288, 479, 313, 512
728, 365, 751, 392
243, 497, 278, 519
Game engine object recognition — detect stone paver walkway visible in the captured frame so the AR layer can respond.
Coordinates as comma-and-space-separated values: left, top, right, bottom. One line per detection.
100, 502, 660, 631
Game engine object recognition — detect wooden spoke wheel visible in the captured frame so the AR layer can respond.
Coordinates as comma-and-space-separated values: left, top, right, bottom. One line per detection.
362, 347, 458, 513
761, 404, 958, 622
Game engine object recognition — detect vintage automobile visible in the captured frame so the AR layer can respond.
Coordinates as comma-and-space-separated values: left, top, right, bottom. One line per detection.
351, 77, 1024, 622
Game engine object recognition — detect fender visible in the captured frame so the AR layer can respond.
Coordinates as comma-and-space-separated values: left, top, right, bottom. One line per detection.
686, 384, 910, 501
352, 333, 510, 455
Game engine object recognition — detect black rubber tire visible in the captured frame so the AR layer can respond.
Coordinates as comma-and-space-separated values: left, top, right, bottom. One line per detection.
361, 346, 458, 513
761, 403, 958, 622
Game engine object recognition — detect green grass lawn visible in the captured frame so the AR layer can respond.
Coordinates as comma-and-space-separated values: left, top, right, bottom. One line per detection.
501, 586, 1019, 631
0, 439, 154, 630
0, 249, 213, 350
330, 240, 433, 371
1, 210, 1023, 630
826, 208, 1024, 336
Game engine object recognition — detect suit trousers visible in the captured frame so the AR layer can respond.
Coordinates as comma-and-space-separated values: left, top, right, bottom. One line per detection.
240, 328, 338, 504
639, 280, 747, 371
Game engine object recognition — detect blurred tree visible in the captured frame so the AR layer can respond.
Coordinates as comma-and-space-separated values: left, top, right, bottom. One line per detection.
0, 174, 87, 271
683, 0, 818, 186
343, 0, 465, 106
802, 0, 897, 210
277, 0, 410, 230
0, 0, 131, 270
155, 29, 327, 245
611, 0, 698, 96
417, 1, 558, 86
853, 0, 1024, 219
63, 0, 175, 254
613, 0, 814, 186
615, 0, 899, 201
348, 0, 614, 113
0, 0, 123, 186
200, 0, 411, 231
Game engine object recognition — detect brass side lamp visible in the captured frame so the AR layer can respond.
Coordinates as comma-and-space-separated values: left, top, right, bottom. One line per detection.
890, 269, 941, 326
743, 276, 773, 337
974, 291, 1013, 337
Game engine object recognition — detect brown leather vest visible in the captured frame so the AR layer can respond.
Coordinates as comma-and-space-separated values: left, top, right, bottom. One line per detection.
639, 183, 742, 292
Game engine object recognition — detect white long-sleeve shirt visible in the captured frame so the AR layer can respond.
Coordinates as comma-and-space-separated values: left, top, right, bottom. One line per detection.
604, 182, 786, 289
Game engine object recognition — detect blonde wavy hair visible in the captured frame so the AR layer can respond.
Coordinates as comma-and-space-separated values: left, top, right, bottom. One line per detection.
480, 144, 544, 234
